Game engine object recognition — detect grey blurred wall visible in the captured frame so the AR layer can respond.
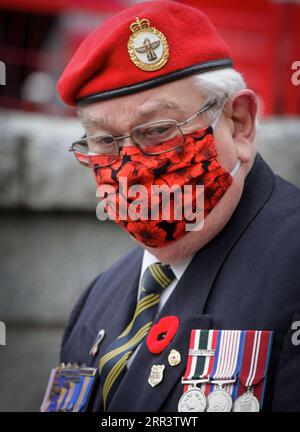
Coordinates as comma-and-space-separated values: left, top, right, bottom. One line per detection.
0, 110, 299, 411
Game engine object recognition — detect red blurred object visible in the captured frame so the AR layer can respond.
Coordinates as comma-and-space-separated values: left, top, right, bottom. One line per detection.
0, 0, 299, 116
178, 0, 300, 115
0, 0, 124, 15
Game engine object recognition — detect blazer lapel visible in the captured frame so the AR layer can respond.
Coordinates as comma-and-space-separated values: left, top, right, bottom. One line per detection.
107, 154, 275, 411
108, 314, 212, 412
166, 153, 276, 317
85, 248, 144, 368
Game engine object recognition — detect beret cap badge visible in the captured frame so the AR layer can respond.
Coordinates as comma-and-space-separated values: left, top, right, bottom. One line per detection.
127, 16, 169, 72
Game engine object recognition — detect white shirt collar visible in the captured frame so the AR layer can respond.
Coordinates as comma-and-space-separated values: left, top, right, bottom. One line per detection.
140, 249, 194, 282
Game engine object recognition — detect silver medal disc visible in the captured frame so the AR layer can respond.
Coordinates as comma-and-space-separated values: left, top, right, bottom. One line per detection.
178, 387, 207, 412
207, 389, 233, 412
233, 392, 260, 412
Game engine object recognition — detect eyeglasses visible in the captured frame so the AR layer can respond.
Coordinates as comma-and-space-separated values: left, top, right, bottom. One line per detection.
69, 96, 227, 168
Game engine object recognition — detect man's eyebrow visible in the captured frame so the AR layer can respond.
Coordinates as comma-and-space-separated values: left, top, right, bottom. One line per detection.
79, 100, 186, 130
138, 100, 186, 117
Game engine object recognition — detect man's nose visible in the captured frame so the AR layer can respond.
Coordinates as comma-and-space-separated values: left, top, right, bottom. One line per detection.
121, 135, 136, 148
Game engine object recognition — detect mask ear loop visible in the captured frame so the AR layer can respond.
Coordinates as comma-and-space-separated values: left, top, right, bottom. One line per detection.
230, 158, 241, 177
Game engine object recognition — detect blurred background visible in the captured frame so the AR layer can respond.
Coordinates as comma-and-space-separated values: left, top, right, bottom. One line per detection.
0, 0, 299, 411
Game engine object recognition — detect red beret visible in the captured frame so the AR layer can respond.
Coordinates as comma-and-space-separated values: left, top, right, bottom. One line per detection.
57, 0, 232, 107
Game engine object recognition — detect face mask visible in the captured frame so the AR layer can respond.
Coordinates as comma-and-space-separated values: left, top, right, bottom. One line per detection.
92, 118, 241, 248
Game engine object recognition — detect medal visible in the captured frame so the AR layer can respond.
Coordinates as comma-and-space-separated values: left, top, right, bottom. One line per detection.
178, 329, 217, 412
233, 330, 273, 412
233, 388, 260, 412
207, 381, 234, 412
206, 330, 245, 412
178, 380, 207, 412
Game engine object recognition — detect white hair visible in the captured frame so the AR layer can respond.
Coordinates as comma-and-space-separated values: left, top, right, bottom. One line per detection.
193, 67, 260, 141
192, 68, 247, 101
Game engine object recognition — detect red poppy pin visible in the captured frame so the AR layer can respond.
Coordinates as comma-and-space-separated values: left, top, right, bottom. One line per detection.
146, 316, 179, 354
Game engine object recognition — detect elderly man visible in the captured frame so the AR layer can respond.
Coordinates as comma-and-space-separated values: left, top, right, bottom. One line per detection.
46, 1, 300, 412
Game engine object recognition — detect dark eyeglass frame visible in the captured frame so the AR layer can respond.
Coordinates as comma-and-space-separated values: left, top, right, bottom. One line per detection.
69, 95, 227, 168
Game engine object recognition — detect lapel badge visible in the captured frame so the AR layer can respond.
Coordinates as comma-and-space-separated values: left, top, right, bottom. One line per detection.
168, 349, 181, 367
89, 329, 105, 357
148, 364, 165, 387
127, 17, 169, 71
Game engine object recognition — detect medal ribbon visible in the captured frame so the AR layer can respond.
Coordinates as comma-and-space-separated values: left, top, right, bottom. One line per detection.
60, 381, 76, 411
40, 367, 57, 412
210, 330, 244, 380
41, 365, 97, 412
182, 329, 217, 393
65, 375, 84, 411
237, 330, 273, 404
76, 376, 96, 412
205, 330, 245, 397
47, 371, 65, 412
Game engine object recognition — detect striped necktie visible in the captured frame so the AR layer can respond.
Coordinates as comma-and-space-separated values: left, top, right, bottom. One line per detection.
98, 262, 176, 411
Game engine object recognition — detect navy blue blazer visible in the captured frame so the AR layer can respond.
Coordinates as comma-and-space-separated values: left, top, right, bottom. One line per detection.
60, 153, 300, 412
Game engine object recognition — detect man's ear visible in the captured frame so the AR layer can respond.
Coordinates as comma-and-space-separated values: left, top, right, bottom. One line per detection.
226, 89, 257, 163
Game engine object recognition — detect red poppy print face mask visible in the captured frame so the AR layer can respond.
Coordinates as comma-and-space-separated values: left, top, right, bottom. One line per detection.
93, 123, 241, 248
